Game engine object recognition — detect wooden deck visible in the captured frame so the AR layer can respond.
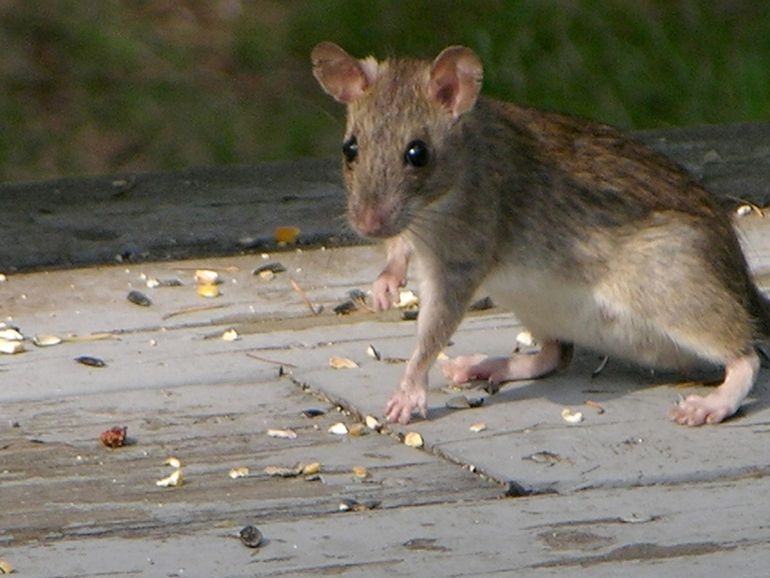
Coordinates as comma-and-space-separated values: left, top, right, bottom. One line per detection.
2, 123, 770, 576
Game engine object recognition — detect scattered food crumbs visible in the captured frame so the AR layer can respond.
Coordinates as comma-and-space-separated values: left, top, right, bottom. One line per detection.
194, 269, 220, 284
352, 466, 369, 478
0, 559, 14, 574
239, 525, 263, 548
274, 225, 300, 244
0, 273, 6, 282
265, 462, 319, 478
516, 330, 535, 347
561, 408, 584, 424
267, 428, 297, 440
252, 262, 287, 276
164, 457, 182, 468
585, 399, 606, 414
366, 344, 381, 360
0, 328, 23, 341
329, 356, 359, 369
99, 426, 128, 448
228, 466, 250, 479
395, 289, 419, 308
328, 422, 349, 435
75, 355, 106, 368
469, 422, 487, 433
365, 415, 382, 431
0, 339, 24, 355
156, 468, 183, 488
196, 283, 221, 298
404, 432, 424, 448
348, 423, 367, 436
221, 328, 239, 342
126, 290, 152, 307
32, 334, 62, 347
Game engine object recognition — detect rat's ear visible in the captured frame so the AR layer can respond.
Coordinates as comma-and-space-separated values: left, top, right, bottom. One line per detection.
429, 46, 483, 118
311, 42, 379, 103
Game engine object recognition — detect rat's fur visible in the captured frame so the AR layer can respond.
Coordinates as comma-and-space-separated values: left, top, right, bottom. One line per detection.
312, 42, 770, 425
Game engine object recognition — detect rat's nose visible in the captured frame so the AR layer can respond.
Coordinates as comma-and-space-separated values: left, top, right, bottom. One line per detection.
351, 205, 393, 238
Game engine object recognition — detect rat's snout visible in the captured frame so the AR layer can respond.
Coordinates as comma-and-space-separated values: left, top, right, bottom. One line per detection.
349, 202, 399, 239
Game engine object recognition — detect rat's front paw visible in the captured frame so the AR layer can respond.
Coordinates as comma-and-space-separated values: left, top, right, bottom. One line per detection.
385, 386, 427, 424
372, 271, 405, 311
669, 394, 735, 426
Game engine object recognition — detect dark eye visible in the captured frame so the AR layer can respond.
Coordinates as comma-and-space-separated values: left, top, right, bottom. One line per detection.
342, 136, 358, 163
404, 140, 429, 167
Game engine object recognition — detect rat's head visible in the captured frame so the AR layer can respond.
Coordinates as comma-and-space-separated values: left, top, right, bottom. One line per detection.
312, 42, 483, 239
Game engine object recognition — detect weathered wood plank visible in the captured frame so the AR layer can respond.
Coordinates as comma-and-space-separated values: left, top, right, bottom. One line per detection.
1, 122, 769, 272
4, 475, 770, 577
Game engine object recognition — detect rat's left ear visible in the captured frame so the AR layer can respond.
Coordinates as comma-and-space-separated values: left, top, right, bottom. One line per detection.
311, 42, 379, 103
428, 46, 483, 118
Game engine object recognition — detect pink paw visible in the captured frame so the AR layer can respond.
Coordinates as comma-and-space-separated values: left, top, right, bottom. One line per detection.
372, 271, 404, 311
441, 354, 491, 384
669, 394, 735, 426
385, 386, 427, 424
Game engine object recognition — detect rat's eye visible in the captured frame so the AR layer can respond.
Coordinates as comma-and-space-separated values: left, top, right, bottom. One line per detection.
404, 140, 429, 167
342, 136, 358, 163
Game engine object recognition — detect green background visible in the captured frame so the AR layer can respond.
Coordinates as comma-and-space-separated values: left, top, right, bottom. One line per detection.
1, 0, 768, 182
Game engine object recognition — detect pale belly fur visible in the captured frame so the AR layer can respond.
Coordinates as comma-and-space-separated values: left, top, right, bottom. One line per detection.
481, 264, 700, 370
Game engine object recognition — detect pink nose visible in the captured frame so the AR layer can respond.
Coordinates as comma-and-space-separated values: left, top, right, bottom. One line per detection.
352, 206, 390, 238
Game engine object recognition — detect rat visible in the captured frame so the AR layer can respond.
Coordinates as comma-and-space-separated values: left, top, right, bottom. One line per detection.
311, 41, 770, 426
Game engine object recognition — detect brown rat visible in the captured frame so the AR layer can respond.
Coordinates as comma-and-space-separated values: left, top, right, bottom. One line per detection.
311, 41, 770, 425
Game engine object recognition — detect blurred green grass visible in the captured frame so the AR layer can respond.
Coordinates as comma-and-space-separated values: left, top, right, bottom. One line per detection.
1, 0, 768, 182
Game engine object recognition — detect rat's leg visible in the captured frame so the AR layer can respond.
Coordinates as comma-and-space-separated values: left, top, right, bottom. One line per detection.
385, 263, 478, 424
372, 235, 412, 311
669, 350, 759, 426
442, 340, 572, 385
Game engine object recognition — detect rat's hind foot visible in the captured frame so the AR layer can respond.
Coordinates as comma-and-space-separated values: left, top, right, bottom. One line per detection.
441, 340, 568, 385
670, 350, 759, 426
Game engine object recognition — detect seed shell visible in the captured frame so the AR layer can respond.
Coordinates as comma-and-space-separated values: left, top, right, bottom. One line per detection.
561, 408, 584, 424
228, 466, 250, 479
239, 525, 263, 548
0, 339, 24, 354
329, 356, 359, 369
267, 428, 298, 440
328, 422, 349, 435
404, 432, 424, 448
127, 290, 152, 307
76, 355, 106, 367
194, 269, 221, 284
0, 328, 23, 341
32, 334, 62, 347
156, 469, 184, 487
252, 262, 287, 275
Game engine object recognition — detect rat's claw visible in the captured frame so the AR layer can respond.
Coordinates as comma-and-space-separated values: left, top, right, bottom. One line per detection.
669, 394, 733, 426
385, 386, 427, 424
372, 270, 406, 311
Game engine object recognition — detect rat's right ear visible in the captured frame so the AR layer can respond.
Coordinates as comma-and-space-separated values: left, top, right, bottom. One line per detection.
429, 46, 483, 118
311, 42, 378, 103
